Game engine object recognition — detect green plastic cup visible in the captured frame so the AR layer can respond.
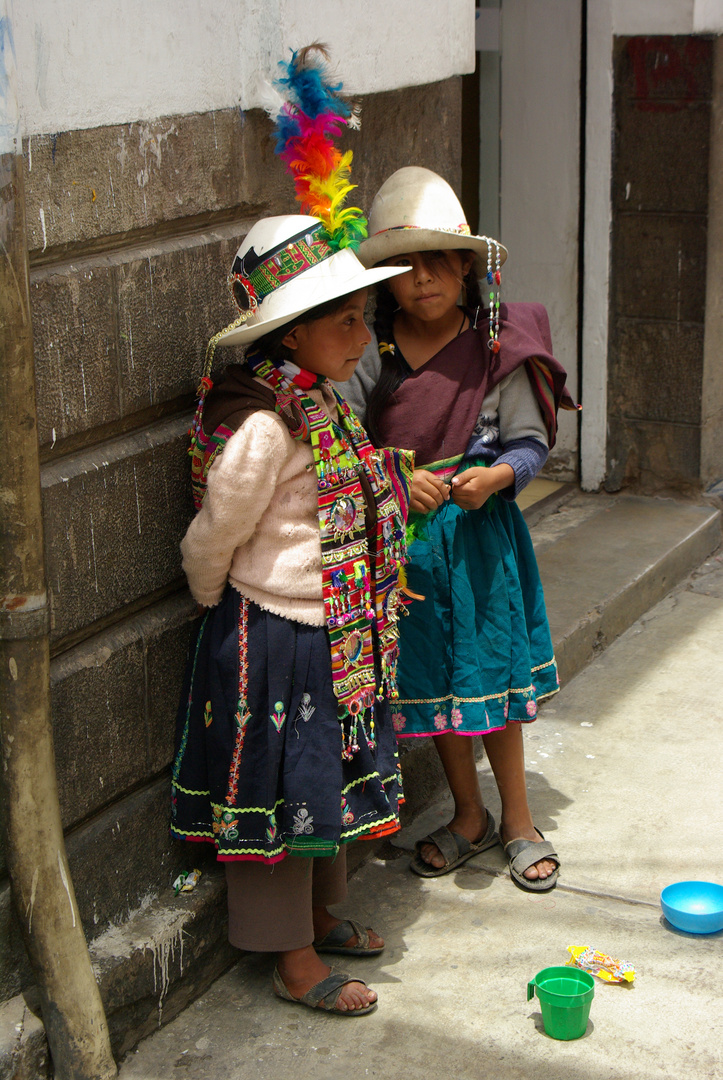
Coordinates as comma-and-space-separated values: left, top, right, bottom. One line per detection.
527, 965, 595, 1040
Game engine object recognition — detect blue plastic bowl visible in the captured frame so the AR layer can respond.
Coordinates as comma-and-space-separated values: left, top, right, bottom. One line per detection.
660, 881, 723, 934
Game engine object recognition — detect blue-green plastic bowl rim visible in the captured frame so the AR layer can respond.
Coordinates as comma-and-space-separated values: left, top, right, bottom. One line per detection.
660, 880, 723, 934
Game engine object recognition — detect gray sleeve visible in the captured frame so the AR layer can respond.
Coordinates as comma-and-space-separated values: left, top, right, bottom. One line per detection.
497, 365, 549, 448
495, 366, 550, 499
332, 330, 382, 427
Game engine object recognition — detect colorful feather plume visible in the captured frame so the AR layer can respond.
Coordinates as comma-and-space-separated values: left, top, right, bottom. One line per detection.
264, 44, 367, 252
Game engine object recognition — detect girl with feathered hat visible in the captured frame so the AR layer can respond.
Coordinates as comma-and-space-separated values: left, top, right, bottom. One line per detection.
170, 49, 414, 1016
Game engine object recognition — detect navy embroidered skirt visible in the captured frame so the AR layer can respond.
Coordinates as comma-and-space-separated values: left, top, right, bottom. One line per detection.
171, 587, 404, 862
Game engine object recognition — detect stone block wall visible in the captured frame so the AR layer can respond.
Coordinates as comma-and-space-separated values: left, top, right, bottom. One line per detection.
0, 80, 463, 1002
607, 36, 713, 492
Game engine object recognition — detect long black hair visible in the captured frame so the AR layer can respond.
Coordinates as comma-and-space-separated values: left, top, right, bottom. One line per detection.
365, 251, 483, 447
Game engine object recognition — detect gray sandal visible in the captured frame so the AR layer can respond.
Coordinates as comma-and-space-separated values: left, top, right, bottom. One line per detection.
272, 966, 377, 1016
313, 918, 384, 956
504, 830, 560, 892
410, 811, 499, 878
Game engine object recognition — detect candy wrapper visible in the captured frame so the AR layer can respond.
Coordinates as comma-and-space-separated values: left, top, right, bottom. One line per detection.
173, 869, 202, 895
567, 945, 635, 984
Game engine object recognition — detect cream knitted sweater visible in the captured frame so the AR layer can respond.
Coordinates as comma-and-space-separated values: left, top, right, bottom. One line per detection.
180, 384, 337, 626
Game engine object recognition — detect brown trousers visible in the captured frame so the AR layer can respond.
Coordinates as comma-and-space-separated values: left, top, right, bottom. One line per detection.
225, 847, 348, 952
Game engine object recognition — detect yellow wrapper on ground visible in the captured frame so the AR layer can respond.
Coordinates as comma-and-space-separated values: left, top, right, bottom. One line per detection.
567, 945, 635, 983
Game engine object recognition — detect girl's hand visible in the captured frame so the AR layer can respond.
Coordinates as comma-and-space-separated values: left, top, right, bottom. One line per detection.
410, 469, 450, 514
450, 464, 515, 510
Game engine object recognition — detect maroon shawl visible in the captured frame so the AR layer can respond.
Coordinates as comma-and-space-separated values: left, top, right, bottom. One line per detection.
376, 302, 576, 467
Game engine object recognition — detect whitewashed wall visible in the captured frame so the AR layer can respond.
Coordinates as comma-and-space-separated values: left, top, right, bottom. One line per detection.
582, 0, 723, 489
8, 0, 475, 137
499, 0, 582, 477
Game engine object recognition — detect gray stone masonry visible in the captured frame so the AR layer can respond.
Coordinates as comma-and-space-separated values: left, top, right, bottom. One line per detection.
50, 593, 195, 830
31, 228, 246, 448
0, 994, 50, 1080
42, 418, 194, 643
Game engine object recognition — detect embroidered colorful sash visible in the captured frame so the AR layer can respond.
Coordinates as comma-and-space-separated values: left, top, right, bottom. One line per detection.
188, 351, 414, 757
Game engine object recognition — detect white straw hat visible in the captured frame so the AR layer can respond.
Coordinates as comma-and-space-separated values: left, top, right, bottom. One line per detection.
216, 215, 409, 346
358, 167, 507, 274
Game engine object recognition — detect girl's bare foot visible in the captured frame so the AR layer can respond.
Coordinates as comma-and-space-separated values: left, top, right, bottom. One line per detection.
276, 945, 377, 1012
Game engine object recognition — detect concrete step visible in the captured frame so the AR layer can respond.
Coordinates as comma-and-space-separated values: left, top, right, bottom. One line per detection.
532, 493, 721, 685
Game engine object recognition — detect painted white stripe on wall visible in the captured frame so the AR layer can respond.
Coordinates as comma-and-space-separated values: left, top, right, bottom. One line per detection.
612, 0, 723, 36
499, 0, 581, 474
693, 0, 723, 32
581, 0, 614, 491
0, 0, 19, 154
11, 0, 475, 137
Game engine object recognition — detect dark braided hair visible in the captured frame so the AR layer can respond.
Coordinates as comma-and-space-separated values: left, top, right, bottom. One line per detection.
366, 250, 483, 447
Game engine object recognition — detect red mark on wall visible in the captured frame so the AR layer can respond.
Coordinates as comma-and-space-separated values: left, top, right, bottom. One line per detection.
627, 37, 710, 112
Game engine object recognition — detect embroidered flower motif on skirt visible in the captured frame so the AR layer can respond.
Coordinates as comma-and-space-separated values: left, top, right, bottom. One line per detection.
266, 816, 278, 845
433, 710, 448, 731
296, 692, 315, 723
203, 700, 213, 727
525, 700, 537, 717
392, 710, 407, 732
270, 701, 286, 732
341, 796, 355, 825
213, 806, 239, 841
503, 701, 510, 719
450, 706, 463, 728
292, 807, 314, 835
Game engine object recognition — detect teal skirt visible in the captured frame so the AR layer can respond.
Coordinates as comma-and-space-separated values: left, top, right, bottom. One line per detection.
392, 490, 558, 739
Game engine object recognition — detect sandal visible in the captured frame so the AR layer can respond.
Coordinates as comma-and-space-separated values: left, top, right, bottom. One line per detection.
410, 811, 499, 878
272, 966, 377, 1016
504, 830, 560, 893
313, 918, 384, 956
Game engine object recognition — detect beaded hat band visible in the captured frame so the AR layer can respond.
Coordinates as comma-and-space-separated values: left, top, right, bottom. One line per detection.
229, 222, 332, 314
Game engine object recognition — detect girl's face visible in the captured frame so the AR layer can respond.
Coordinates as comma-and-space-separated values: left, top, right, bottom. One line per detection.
383, 250, 474, 323
281, 289, 371, 381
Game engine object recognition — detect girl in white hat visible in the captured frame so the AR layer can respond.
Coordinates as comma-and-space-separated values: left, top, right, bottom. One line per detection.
342, 166, 577, 891
171, 50, 414, 1016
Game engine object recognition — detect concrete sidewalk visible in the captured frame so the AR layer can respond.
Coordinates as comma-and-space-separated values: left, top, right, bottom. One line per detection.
119, 544, 723, 1080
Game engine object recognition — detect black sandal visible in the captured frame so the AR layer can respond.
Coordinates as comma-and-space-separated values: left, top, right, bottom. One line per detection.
273, 967, 377, 1016
410, 811, 499, 877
